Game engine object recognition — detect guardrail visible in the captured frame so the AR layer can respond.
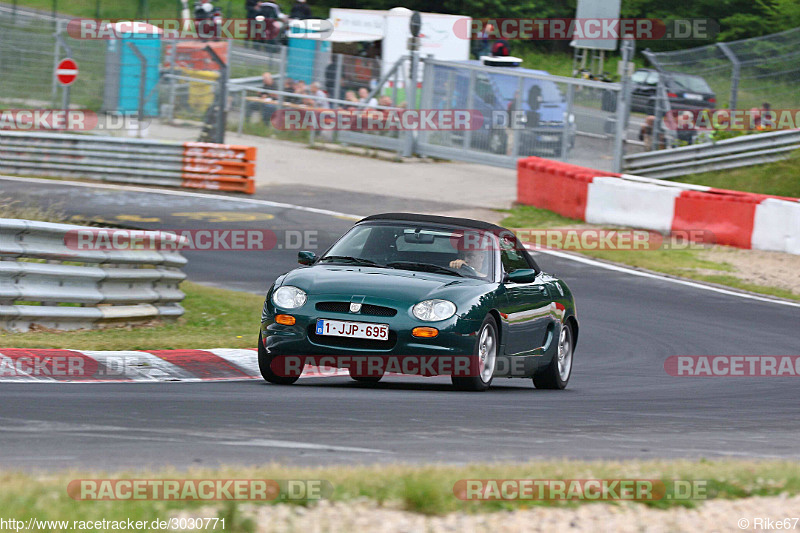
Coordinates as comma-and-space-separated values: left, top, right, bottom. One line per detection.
0, 219, 187, 332
623, 130, 800, 179
0, 131, 257, 194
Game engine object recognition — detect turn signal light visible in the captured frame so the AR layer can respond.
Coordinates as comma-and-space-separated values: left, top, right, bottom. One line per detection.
275, 314, 296, 325
412, 327, 439, 338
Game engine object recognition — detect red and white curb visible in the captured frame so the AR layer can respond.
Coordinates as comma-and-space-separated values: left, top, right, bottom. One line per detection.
0, 349, 349, 383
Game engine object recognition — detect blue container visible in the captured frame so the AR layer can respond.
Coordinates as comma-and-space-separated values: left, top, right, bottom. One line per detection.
287, 28, 331, 84
103, 23, 162, 116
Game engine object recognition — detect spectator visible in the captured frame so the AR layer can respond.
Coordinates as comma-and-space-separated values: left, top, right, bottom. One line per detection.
289, 0, 311, 20
377, 95, 393, 108
358, 87, 377, 108
639, 115, 666, 150
324, 62, 337, 101
491, 38, 510, 57
261, 72, 276, 95
471, 23, 493, 59
309, 82, 329, 108
344, 90, 359, 110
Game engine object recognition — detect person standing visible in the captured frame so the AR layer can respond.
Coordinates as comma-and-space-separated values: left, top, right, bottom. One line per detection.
289, 0, 311, 19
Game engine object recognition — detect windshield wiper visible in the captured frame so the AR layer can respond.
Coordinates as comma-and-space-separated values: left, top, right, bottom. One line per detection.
386, 261, 464, 277
318, 255, 383, 267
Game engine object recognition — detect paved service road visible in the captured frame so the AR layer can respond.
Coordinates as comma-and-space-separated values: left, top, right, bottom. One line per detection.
0, 177, 798, 469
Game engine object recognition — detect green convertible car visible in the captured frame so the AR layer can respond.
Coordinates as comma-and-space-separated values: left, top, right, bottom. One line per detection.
258, 213, 578, 391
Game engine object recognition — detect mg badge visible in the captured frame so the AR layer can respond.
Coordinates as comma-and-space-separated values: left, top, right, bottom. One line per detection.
349, 302, 362, 313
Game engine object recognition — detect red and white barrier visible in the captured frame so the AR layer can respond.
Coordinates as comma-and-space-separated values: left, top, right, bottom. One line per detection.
517, 157, 800, 255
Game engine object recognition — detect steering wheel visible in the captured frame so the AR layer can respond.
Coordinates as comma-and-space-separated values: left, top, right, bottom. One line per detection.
458, 263, 479, 276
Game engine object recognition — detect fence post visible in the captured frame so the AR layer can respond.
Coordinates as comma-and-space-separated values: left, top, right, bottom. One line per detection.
126, 42, 147, 138
55, 26, 73, 111
613, 37, 635, 172
166, 40, 178, 122
204, 44, 229, 144
333, 53, 343, 104
277, 45, 287, 111
716, 42, 740, 110
560, 83, 574, 161
403, 49, 420, 157
463, 69, 476, 151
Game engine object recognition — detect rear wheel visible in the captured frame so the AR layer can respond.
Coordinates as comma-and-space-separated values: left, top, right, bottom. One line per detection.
349, 370, 384, 383
257, 333, 299, 385
533, 322, 573, 389
452, 316, 498, 392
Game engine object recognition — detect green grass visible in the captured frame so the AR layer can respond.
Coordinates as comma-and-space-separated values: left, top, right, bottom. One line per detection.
671, 151, 800, 198
1, 459, 800, 524
499, 205, 800, 301
0, 282, 263, 349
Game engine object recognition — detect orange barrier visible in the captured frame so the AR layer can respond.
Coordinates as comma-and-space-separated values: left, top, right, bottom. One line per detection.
181, 142, 257, 194
672, 191, 760, 249
517, 157, 619, 220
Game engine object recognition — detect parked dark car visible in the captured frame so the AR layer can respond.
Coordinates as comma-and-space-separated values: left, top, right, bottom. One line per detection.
630, 68, 717, 115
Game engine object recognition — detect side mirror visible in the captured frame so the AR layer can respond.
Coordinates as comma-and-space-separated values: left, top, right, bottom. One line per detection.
506, 268, 537, 284
298, 250, 317, 265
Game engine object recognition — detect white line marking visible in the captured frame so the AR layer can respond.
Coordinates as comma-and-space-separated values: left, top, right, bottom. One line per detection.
2, 174, 796, 309
218, 439, 388, 453
0, 175, 362, 220
527, 245, 800, 309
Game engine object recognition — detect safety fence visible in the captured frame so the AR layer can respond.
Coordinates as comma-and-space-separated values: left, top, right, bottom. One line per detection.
623, 129, 800, 179
518, 157, 800, 255
0, 218, 187, 332
0, 131, 256, 193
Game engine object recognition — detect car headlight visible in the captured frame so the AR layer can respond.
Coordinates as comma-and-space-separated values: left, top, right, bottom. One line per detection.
271, 286, 307, 309
412, 299, 456, 321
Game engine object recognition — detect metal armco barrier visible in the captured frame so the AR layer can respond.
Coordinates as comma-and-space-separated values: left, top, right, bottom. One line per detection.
0, 219, 187, 332
623, 130, 800, 179
0, 132, 257, 194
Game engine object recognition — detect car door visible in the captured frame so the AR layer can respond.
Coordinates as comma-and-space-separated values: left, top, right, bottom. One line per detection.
498, 237, 553, 355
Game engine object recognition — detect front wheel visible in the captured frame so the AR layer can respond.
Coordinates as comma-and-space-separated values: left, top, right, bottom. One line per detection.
257, 333, 299, 385
452, 316, 498, 392
533, 322, 573, 389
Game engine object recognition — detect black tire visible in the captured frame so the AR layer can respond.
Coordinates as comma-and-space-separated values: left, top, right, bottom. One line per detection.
349, 371, 384, 383
257, 333, 299, 385
452, 315, 498, 392
533, 322, 573, 390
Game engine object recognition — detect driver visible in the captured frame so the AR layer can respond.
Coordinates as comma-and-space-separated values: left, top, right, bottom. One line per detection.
450, 249, 489, 276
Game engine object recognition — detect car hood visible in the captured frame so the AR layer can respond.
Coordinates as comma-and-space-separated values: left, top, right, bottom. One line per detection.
281, 265, 487, 302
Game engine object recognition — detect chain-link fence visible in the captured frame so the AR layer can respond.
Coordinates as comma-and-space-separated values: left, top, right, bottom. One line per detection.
640, 27, 800, 151
645, 27, 800, 111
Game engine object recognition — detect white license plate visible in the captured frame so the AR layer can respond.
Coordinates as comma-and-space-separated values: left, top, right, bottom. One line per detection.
539, 135, 559, 142
684, 93, 702, 100
316, 319, 389, 340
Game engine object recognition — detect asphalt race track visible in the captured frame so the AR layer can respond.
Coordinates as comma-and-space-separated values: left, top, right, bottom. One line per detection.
1, 176, 799, 469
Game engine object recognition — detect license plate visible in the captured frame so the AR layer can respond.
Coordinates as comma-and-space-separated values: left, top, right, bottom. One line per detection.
683, 93, 702, 100
539, 135, 559, 142
316, 319, 389, 340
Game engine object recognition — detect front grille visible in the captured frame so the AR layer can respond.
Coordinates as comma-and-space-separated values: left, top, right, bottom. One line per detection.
308, 325, 397, 350
315, 302, 398, 317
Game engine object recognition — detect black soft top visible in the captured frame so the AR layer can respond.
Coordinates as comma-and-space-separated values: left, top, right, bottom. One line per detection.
358, 213, 509, 233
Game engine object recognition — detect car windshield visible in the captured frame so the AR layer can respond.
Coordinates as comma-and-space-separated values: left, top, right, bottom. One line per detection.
320, 223, 497, 280
669, 73, 713, 94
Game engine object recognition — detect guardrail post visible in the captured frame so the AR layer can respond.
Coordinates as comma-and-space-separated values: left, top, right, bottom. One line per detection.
716, 42, 740, 110
127, 42, 148, 138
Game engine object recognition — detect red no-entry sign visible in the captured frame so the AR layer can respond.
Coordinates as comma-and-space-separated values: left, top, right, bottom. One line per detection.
56, 58, 78, 86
